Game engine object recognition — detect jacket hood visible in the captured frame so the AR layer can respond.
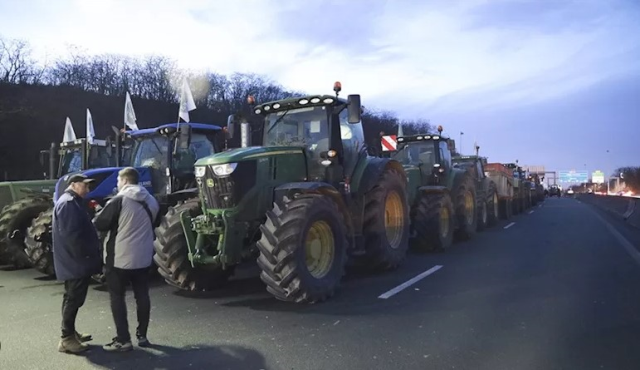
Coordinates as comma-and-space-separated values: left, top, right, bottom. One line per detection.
119, 184, 153, 202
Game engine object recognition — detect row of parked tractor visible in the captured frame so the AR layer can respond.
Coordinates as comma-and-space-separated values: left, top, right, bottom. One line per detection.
0, 82, 545, 304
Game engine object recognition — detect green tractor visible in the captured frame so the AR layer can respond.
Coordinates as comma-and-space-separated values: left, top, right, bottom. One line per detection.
153, 82, 412, 303
390, 126, 478, 253
0, 136, 119, 266
451, 146, 499, 231
504, 162, 530, 214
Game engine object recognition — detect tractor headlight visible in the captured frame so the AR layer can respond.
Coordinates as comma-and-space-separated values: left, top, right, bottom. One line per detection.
195, 166, 207, 177
212, 163, 238, 177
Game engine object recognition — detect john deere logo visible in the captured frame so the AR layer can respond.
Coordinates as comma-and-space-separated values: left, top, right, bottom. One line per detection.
206, 179, 215, 187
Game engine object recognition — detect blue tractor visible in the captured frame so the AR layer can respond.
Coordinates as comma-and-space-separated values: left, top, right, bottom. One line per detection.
23, 122, 228, 277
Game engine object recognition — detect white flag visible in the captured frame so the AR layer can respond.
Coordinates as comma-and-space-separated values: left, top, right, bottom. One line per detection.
178, 78, 196, 123
86, 108, 96, 144
63, 117, 77, 142
124, 92, 139, 130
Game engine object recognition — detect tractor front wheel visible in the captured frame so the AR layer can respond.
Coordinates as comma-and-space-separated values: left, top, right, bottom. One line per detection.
0, 197, 51, 268
362, 167, 410, 271
24, 208, 55, 276
410, 192, 454, 253
453, 175, 478, 241
256, 194, 348, 304
487, 185, 499, 227
154, 199, 234, 291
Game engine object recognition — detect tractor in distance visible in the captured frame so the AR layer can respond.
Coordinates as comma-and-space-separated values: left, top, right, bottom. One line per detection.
389, 125, 478, 253
23, 122, 227, 277
451, 144, 499, 231
153, 82, 413, 304
504, 162, 530, 215
0, 133, 120, 267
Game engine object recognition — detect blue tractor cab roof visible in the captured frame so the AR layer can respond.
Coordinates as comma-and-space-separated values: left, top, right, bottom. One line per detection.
127, 123, 222, 138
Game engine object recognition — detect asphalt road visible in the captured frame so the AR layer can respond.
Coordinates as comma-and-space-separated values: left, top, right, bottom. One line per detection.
1, 197, 640, 370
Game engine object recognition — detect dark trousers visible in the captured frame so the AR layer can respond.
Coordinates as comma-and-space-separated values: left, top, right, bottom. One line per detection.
105, 266, 151, 343
61, 277, 91, 338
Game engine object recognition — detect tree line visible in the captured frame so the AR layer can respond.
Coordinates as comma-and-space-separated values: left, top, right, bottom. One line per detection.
0, 35, 432, 180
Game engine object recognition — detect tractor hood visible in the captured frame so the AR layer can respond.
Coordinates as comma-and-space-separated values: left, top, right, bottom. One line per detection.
195, 146, 304, 166
54, 166, 153, 202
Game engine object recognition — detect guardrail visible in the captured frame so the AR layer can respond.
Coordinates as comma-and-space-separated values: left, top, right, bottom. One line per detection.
577, 194, 640, 229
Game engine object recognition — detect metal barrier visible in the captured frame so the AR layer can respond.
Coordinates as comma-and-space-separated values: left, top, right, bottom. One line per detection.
578, 194, 639, 230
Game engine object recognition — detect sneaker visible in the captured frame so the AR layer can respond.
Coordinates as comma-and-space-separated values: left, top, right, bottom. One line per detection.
58, 335, 89, 354
103, 338, 133, 352
75, 331, 93, 343
137, 336, 151, 347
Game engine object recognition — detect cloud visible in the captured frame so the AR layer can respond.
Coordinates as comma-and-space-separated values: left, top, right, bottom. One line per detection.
0, 0, 639, 176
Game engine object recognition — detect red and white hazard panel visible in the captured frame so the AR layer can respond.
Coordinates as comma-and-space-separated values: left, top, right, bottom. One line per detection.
381, 135, 397, 151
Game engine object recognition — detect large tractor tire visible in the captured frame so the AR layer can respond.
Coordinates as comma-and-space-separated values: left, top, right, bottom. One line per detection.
476, 188, 488, 232
453, 175, 478, 241
362, 167, 410, 271
410, 192, 454, 253
24, 208, 55, 276
486, 184, 499, 227
257, 193, 348, 304
0, 197, 51, 268
153, 199, 234, 291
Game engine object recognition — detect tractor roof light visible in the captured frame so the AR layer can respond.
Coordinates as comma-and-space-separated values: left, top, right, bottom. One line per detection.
273, 103, 281, 109
254, 108, 262, 114
327, 150, 337, 158
432, 135, 440, 140
299, 98, 309, 105
397, 137, 405, 142
323, 98, 334, 104
333, 81, 342, 93
310, 97, 321, 104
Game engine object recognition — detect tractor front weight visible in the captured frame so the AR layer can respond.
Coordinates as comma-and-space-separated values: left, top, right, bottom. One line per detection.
180, 209, 248, 269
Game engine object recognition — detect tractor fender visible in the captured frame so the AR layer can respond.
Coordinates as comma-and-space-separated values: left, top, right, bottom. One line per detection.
273, 182, 353, 235
354, 157, 407, 196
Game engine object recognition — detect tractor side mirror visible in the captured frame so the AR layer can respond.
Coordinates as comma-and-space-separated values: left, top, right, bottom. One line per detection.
226, 115, 236, 139
177, 124, 192, 150
347, 94, 361, 124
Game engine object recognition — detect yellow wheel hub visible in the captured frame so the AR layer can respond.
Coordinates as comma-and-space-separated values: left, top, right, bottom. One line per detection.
464, 191, 475, 225
305, 220, 335, 279
439, 205, 450, 238
384, 191, 405, 249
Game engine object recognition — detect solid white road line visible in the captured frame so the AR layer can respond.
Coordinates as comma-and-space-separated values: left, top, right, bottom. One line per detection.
504, 222, 516, 229
591, 210, 640, 267
378, 265, 443, 299
528, 210, 535, 214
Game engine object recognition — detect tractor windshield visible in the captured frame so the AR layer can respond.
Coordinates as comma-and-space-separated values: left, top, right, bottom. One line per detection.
263, 106, 329, 151
393, 142, 436, 167
58, 149, 83, 175
132, 133, 216, 170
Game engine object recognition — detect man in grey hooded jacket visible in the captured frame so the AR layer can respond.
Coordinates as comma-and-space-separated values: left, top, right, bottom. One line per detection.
93, 167, 160, 352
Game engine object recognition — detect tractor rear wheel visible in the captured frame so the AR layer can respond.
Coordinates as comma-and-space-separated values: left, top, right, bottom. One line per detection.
362, 167, 410, 271
453, 175, 478, 241
257, 194, 348, 303
487, 185, 499, 227
0, 197, 51, 268
410, 192, 454, 252
154, 198, 234, 291
24, 208, 55, 276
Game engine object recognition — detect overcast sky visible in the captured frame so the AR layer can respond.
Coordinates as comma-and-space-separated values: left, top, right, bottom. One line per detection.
1, 0, 639, 179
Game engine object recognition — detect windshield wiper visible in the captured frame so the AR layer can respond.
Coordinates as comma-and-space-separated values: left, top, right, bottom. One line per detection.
266, 109, 292, 136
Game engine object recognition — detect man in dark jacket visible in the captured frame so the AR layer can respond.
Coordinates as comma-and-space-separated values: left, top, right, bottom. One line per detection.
53, 173, 102, 354
93, 167, 159, 352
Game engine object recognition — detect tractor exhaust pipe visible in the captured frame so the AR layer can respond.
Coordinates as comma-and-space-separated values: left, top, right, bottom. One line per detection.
49, 142, 57, 179
240, 122, 251, 148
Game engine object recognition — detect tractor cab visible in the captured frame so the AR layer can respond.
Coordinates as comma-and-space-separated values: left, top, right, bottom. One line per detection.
125, 123, 222, 198
452, 154, 489, 183
252, 83, 365, 186
392, 132, 453, 185
39, 138, 120, 180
